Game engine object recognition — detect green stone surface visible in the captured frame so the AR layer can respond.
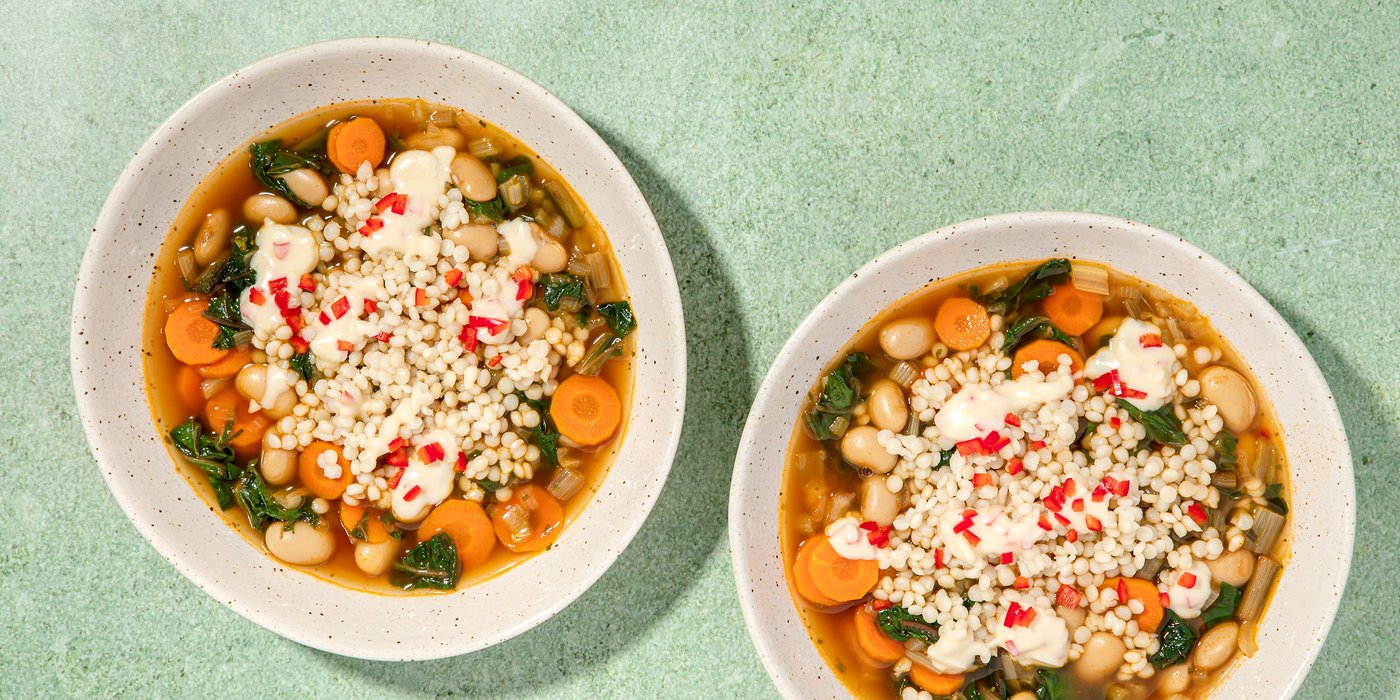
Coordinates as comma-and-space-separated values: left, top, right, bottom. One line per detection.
1, 1, 1396, 697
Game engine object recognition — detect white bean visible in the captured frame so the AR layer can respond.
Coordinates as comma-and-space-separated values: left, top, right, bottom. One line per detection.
1157, 663, 1192, 694
243, 193, 297, 224
276, 168, 328, 206
867, 381, 909, 432
841, 426, 896, 474
263, 389, 297, 419
450, 155, 496, 202
354, 539, 400, 576
1193, 621, 1240, 670
235, 364, 267, 401
444, 224, 498, 260
235, 364, 295, 417
260, 446, 299, 485
406, 127, 466, 150
860, 477, 898, 526
1075, 631, 1127, 678
192, 209, 231, 266
530, 227, 568, 273
1204, 549, 1255, 588
1056, 603, 1086, 629
878, 318, 935, 360
1197, 366, 1258, 433
263, 520, 334, 565
521, 308, 551, 343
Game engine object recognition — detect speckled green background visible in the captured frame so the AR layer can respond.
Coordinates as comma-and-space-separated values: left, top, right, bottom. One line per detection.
2, 1, 1396, 697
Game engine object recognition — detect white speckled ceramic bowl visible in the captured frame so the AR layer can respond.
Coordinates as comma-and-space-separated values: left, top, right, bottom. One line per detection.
730, 212, 1353, 699
70, 38, 686, 660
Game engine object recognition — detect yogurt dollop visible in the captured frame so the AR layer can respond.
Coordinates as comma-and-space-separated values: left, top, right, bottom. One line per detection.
992, 605, 1070, 668
467, 245, 531, 345
1085, 318, 1177, 411
1166, 560, 1214, 618
924, 620, 995, 674
825, 516, 879, 561
308, 276, 386, 364
938, 507, 1054, 567
259, 365, 301, 412
935, 374, 1074, 442
1049, 473, 1138, 534
358, 147, 454, 264
391, 428, 461, 522
238, 223, 320, 337
498, 218, 538, 273
359, 385, 432, 474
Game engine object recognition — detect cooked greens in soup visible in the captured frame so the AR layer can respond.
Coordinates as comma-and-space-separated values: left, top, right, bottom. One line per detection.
145, 99, 635, 592
781, 260, 1287, 699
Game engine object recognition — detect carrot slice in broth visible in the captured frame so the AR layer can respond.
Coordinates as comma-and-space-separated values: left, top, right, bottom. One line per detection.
853, 605, 906, 663
166, 299, 229, 366
934, 297, 991, 351
1011, 339, 1083, 379
793, 536, 842, 606
801, 536, 877, 603
421, 499, 497, 568
203, 385, 267, 454
195, 344, 252, 378
328, 117, 385, 175
550, 374, 622, 447
298, 441, 352, 500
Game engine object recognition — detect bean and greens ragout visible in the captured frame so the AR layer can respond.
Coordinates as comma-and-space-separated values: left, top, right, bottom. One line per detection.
147, 99, 635, 592
783, 260, 1288, 700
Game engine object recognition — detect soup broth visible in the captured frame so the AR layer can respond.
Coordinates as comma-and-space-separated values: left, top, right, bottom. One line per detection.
145, 99, 637, 592
781, 260, 1289, 700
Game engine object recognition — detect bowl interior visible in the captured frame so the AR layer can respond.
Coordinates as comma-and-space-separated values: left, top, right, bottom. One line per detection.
70, 37, 686, 660
729, 212, 1353, 699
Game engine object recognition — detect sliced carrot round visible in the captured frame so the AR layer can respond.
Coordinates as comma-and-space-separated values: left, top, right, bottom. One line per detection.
298, 441, 352, 499
174, 364, 205, 409
166, 299, 229, 366
549, 374, 622, 447
1011, 339, 1083, 379
793, 536, 841, 606
339, 504, 391, 544
1103, 576, 1164, 632
1043, 283, 1104, 336
489, 484, 564, 553
910, 666, 964, 695
421, 499, 497, 568
203, 385, 268, 454
854, 605, 905, 663
195, 344, 252, 378
325, 122, 347, 173
805, 535, 878, 603
934, 297, 991, 351
328, 117, 385, 175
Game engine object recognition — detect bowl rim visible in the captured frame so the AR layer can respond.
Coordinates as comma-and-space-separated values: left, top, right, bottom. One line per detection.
70, 36, 687, 659
728, 210, 1354, 699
